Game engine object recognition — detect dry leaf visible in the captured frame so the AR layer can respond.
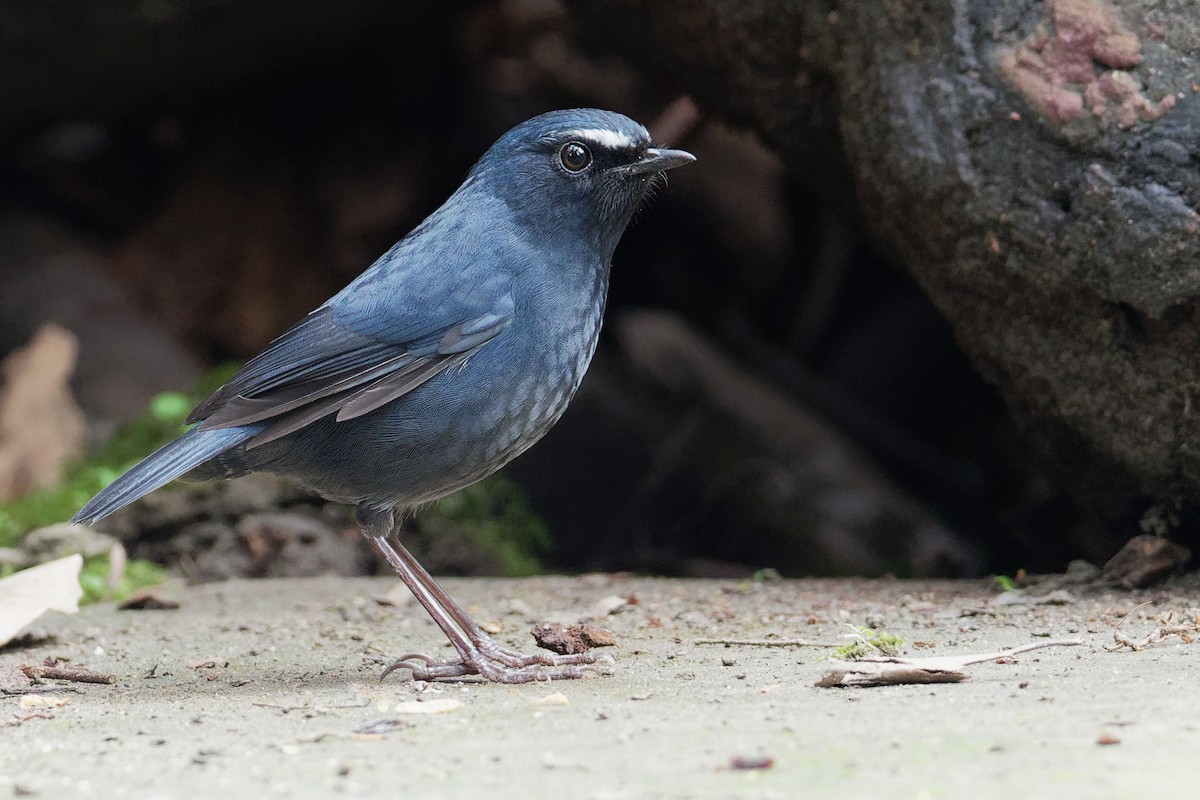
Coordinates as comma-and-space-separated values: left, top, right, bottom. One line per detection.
0, 553, 83, 647
816, 639, 1084, 688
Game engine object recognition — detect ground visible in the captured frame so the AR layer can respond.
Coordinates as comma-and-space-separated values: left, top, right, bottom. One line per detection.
2, 574, 1197, 798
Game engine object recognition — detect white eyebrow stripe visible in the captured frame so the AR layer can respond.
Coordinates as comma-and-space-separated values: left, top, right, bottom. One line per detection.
566, 128, 638, 149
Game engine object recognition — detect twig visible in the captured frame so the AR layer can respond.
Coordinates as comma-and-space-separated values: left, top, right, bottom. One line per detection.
1112, 600, 1157, 631
1106, 622, 1198, 651
252, 700, 371, 714
1105, 605, 1199, 651
902, 639, 1085, 671
21, 666, 116, 685
1, 686, 87, 697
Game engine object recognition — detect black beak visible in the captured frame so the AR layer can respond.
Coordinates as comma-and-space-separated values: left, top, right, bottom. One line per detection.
623, 147, 696, 175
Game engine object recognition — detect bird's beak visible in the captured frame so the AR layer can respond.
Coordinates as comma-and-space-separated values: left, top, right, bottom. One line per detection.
623, 147, 696, 175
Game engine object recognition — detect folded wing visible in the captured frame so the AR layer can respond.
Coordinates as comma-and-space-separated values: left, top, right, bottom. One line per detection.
190, 294, 513, 449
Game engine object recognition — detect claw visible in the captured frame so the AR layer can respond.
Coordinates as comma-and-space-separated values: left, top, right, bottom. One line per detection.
380, 652, 454, 681
393, 652, 438, 664
380, 659, 420, 682
379, 647, 604, 683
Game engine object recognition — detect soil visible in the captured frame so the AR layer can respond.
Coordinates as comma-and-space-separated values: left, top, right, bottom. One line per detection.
2, 574, 1198, 798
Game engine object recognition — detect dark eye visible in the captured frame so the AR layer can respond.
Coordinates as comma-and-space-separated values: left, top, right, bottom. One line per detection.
559, 142, 592, 173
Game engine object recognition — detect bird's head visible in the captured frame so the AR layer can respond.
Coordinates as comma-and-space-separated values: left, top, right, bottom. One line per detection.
467, 109, 695, 256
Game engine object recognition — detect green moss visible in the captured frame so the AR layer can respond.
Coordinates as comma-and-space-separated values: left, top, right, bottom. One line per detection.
79, 556, 168, 604
434, 476, 550, 576
829, 624, 905, 660
0, 364, 239, 547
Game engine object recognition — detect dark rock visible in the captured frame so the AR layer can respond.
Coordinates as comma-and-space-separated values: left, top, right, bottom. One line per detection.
564, 0, 1200, 537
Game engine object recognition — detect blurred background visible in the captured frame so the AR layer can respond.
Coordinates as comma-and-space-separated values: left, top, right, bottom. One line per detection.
0, 0, 1117, 586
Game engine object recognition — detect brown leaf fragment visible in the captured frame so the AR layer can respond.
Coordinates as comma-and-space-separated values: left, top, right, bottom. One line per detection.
531, 622, 617, 655
1097, 732, 1121, 746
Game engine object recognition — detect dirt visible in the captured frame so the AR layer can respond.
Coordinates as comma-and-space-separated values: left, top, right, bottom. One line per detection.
2, 574, 1198, 798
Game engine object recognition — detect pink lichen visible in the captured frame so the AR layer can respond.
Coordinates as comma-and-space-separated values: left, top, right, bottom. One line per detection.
996, 0, 1174, 129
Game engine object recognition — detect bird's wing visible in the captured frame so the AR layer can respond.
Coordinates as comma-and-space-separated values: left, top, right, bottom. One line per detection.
188, 263, 514, 449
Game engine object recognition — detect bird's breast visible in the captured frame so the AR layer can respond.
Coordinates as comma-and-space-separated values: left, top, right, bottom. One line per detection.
479, 269, 608, 465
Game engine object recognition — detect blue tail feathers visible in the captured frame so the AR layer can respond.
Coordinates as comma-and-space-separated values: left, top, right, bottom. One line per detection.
72, 425, 260, 524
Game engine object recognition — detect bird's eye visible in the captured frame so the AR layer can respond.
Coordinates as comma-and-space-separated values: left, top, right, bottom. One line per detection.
559, 142, 592, 173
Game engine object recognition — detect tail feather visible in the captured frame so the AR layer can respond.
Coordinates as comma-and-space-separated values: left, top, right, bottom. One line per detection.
72, 426, 260, 524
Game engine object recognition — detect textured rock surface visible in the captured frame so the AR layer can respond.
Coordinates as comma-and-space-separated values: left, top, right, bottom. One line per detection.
567, 0, 1200, 524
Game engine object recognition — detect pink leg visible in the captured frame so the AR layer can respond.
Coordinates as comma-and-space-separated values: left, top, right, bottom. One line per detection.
358, 507, 605, 683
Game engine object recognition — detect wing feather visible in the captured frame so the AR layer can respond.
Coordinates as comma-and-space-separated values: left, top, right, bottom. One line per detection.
188, 295, 512, 445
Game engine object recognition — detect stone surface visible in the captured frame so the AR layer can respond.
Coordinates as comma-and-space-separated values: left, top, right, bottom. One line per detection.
2, 573, 1197, 797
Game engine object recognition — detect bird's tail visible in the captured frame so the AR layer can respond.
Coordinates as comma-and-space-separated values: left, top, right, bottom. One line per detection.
72, 425, 258, 524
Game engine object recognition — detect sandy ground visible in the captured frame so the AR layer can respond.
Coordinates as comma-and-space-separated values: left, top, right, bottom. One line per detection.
2, 573, 1198, 799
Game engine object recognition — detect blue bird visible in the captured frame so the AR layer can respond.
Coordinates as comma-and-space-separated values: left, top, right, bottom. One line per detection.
72, 109, 694, 683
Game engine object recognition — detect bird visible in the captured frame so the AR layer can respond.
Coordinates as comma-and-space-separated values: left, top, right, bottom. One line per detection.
71, 108, 695, 683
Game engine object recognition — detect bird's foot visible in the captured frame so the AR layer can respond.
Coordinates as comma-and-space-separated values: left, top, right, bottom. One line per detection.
381, 645, 609, 684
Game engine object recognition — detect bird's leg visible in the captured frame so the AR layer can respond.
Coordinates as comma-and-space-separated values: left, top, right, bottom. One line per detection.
357, 507, 601, 683
380, 530, 599, 669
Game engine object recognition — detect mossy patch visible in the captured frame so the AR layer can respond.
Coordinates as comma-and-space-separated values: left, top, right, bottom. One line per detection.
829, 624, 905, 660
79, 556, 168, 604
434, 476, 550, 576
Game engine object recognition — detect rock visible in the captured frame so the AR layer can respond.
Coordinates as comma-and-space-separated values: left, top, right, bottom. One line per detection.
1101, 534, 1192, 588
236, 512, 364, 578
564, 0, 1200, 538
143, 521, 248, 583
0, 548, 28, 570
20, 523, 118, 564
